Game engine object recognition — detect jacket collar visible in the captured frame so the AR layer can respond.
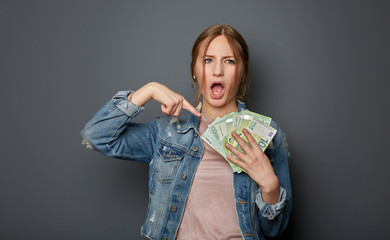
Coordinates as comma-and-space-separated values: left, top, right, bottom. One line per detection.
237, 100, 247, 112
195, 99, 247, 113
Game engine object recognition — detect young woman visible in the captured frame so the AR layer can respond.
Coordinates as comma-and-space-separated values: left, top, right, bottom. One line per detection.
81, 24, 291, 240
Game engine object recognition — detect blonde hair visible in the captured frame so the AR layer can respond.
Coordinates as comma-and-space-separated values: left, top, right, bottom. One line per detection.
191, 24, 249, 106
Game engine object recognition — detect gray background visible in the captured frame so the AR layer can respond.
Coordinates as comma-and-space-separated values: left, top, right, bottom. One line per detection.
1, 0, 390, 239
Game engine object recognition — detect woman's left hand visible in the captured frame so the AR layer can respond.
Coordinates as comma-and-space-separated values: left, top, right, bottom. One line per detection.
226, 128, 280, 204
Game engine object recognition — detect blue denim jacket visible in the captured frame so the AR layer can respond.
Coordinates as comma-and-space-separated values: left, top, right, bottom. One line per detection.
81, 91, 292, 240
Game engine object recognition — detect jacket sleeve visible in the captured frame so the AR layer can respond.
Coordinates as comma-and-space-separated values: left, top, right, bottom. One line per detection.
80, 90, 158, 164
256, 122, 292, 238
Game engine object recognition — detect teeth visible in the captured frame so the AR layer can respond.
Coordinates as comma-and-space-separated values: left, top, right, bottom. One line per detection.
211, 82, 224, 96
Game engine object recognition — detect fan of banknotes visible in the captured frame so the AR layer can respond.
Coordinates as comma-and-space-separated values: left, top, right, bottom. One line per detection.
201, 110, 277, 173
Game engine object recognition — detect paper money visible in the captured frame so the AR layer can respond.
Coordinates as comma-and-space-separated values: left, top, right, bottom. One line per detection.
201, 111, 277, 173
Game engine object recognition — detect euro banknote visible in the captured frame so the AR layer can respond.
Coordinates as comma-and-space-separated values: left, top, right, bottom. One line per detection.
201, 111, 277, 173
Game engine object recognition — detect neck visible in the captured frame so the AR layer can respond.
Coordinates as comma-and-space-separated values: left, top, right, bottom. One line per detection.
201, 99, 238, 120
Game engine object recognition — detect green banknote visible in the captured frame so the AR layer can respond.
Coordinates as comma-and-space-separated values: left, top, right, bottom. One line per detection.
230, 118, 277, 154
200, 111, 276, 173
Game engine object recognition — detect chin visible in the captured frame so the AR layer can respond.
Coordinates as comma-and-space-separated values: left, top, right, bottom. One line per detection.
206, 98, 229, 108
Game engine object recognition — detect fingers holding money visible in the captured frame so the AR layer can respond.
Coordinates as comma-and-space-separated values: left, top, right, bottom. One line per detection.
225, 133, 248, 169
242, 128, 261, 151
226, 130, 259, 160
225, 129, 272, 179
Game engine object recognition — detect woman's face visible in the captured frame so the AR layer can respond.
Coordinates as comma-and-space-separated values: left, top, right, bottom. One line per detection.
194, 35, 241, 112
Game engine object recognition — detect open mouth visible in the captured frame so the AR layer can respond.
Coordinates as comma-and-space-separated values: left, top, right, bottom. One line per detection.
210, 82, 225, 99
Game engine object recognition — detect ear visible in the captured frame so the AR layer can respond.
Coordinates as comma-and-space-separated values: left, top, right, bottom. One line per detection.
191, 78, 198, 88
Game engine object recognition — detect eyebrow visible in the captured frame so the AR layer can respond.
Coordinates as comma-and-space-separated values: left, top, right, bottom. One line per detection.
203, 54, 235, 58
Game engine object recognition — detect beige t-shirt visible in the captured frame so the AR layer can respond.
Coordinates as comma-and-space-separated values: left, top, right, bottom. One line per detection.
176, 115, 242, 240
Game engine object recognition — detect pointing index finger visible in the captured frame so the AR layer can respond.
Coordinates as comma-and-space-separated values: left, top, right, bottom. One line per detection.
183, 98, 201, 117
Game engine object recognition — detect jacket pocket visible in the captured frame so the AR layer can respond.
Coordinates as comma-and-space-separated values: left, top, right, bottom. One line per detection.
153, 141, 185, 183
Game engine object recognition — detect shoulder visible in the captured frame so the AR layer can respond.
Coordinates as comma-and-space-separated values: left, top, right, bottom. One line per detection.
269, 119, 291, 157
270, 119, 282, 132
270, 119, 285, 142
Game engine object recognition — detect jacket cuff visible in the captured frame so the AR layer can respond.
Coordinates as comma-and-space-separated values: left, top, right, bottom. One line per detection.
256, 186, 287, 220
113, 90, 145, 117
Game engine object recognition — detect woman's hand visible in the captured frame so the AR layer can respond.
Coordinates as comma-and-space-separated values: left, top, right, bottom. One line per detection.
225, 128, 280, 204
130, 82, 201, 117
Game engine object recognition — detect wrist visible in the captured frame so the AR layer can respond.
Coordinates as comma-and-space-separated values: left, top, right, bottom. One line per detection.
262, 179, 279, 194
131, 83, 154, 106
127, 92, 134, 102
260, 178, 280, 205
259, 175, 280, 195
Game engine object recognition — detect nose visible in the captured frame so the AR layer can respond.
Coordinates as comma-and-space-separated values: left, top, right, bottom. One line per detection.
212, 61, 224, 77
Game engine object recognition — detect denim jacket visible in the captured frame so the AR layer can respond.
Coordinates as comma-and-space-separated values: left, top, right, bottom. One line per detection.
81, 91, 292, 240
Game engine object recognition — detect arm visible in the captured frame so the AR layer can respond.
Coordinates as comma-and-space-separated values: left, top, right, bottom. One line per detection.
226, 123, 292, 237
81, 90, 157, 163
256, 126, 291, 237
81, 82, 201, 163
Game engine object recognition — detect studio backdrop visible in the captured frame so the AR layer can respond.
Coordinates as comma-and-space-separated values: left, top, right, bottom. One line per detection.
1, 1, 390, 239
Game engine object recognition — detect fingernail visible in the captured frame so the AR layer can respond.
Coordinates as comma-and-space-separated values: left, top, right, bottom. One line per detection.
243, 128, 248, 133
232, 132, 237, 136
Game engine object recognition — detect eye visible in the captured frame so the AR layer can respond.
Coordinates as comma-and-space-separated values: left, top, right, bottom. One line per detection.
225, 59, 235, 64
204, 58, 213, 63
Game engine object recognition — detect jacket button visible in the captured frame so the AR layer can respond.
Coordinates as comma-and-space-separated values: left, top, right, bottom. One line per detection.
162, 237, 167, 240
171, 206, 177, 212
181, 174, 187, 180
192, 146, 198, 152
194, 133, 198, 138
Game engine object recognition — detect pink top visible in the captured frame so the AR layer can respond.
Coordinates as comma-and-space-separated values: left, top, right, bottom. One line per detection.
176, 115, 242, 240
